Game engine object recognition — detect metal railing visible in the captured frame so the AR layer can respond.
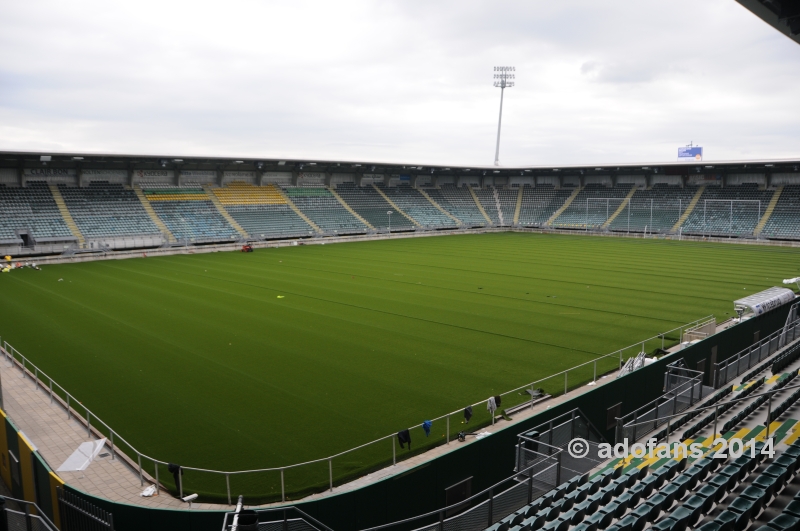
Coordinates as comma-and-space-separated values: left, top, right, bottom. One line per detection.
619, 378, 800, 445
57, 487, 115, 531
616, 368, 703, 443
0, 314, 714, 504
515, 409, 607, 475
364, 459, 561, 531
515, 410, 606, 492
714, 302, 800, 388
221, 457, 561, 531
0, 496, 59, 531
221, 503, 332, 531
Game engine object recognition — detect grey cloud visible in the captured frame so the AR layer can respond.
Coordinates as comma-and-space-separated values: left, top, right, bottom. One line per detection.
0, 0, 797, 166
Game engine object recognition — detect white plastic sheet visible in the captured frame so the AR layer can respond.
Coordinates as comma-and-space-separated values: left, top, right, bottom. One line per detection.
57, 439, 106, 472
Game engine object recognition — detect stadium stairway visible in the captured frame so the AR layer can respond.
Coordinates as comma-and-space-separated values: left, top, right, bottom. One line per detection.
202, 184, 249, 238
494, 188, 505, 225
48, 184, 85, 246
754, 187, 784, 237
133, 186, 176, 243
418, 189, 463, 226
602, 186, 638, 229
545, 186, 582, 226
327, 186, 375, 229
371, 184, 421, 228
513, 186, 524, 225
671, 186, 706, 233
275, 187, 322, 233
468, 186, 495, 225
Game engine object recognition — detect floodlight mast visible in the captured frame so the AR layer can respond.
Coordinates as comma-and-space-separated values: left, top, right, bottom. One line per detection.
493, 66, 515, 166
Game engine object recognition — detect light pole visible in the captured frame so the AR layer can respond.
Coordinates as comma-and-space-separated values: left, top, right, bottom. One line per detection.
493, 66, 515, 166
387, 211, 393, 232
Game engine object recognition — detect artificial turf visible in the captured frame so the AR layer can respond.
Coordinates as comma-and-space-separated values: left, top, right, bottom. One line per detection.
1, 232, 799, 501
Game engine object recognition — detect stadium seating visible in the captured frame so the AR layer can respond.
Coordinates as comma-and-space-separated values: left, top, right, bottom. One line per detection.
8, 179, 800, 249
497, 188, 519, 225
426, 184, 489, 227
58, 182, 160, 239
474, 187, 503, 224
212, 182, 314, 239
681, 184, 773, 237
0, 182, 73, 244
141, 183, 240, 242
608, 185, 697, 234
284, 186, 368, 234
375, 184, 457, 229
478, 334, 800, 531
518, 184, 575, 227
762, 186, 800, 241
334, 183, 415, 231
552, 184, 635, 229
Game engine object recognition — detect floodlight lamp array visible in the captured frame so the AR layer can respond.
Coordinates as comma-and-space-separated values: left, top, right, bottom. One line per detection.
493, 66, 515, 88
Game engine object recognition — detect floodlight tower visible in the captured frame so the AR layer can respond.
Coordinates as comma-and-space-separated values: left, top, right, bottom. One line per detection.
493, 66, 515, 166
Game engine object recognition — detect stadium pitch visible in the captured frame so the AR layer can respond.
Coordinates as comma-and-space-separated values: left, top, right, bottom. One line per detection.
2, 232, 798, 501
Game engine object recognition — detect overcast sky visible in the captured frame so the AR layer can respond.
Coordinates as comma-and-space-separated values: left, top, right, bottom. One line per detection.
0, 1, 798, 167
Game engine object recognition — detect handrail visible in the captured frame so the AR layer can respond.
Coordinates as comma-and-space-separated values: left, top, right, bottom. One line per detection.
620, 379, 800, 431
619, 372, 702, 427
0, 496, 59, 531
0, 313, 714, 498
221, 505, 337, 531
714, 302, 800, 387
357, 461, 560, 531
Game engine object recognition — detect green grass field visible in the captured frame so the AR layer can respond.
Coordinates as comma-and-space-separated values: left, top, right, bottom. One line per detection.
2, 232, 799, 501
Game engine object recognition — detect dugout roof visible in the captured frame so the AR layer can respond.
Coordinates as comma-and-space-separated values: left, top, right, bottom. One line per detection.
734, 287, 796, 316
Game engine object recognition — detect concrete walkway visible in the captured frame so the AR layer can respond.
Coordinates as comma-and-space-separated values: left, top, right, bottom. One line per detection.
0, 354, 217, 510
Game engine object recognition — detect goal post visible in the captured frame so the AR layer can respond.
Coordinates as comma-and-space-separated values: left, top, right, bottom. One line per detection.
700, 199, 762, 237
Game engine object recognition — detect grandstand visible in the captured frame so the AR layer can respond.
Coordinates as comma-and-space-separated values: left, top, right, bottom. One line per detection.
761, 186, 800, 240
3, 170, 800, 255
551, 184, 635, 230
284, 185, 368, 234
681, 184, 775, 238
57, 182, 161, 240
375, 183, 458, 229
497, 187, 519, 226
0, 181, 75, 245
608, 185, 697, 234
427, 184, 490, 227
334, 182, 415, 231
140, 183, 241, 242
518, 184, 576, 227
474, 187, 503, 225
2, 165, 800, 256
212, 182, 315, 239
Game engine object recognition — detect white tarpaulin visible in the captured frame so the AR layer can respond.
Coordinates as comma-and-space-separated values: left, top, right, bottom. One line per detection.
57, 439, 106, 472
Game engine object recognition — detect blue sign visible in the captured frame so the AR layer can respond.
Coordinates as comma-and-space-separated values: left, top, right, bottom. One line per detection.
678, 146, 703, 161
399, 174, 411, 181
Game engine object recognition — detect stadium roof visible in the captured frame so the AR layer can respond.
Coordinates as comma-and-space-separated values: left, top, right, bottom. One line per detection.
2, 150, 800, 178
737, 0, 800, 45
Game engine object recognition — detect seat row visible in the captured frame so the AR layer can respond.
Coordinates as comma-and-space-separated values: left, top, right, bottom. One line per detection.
681, 381, 762, 441
774, 345, 800, 374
